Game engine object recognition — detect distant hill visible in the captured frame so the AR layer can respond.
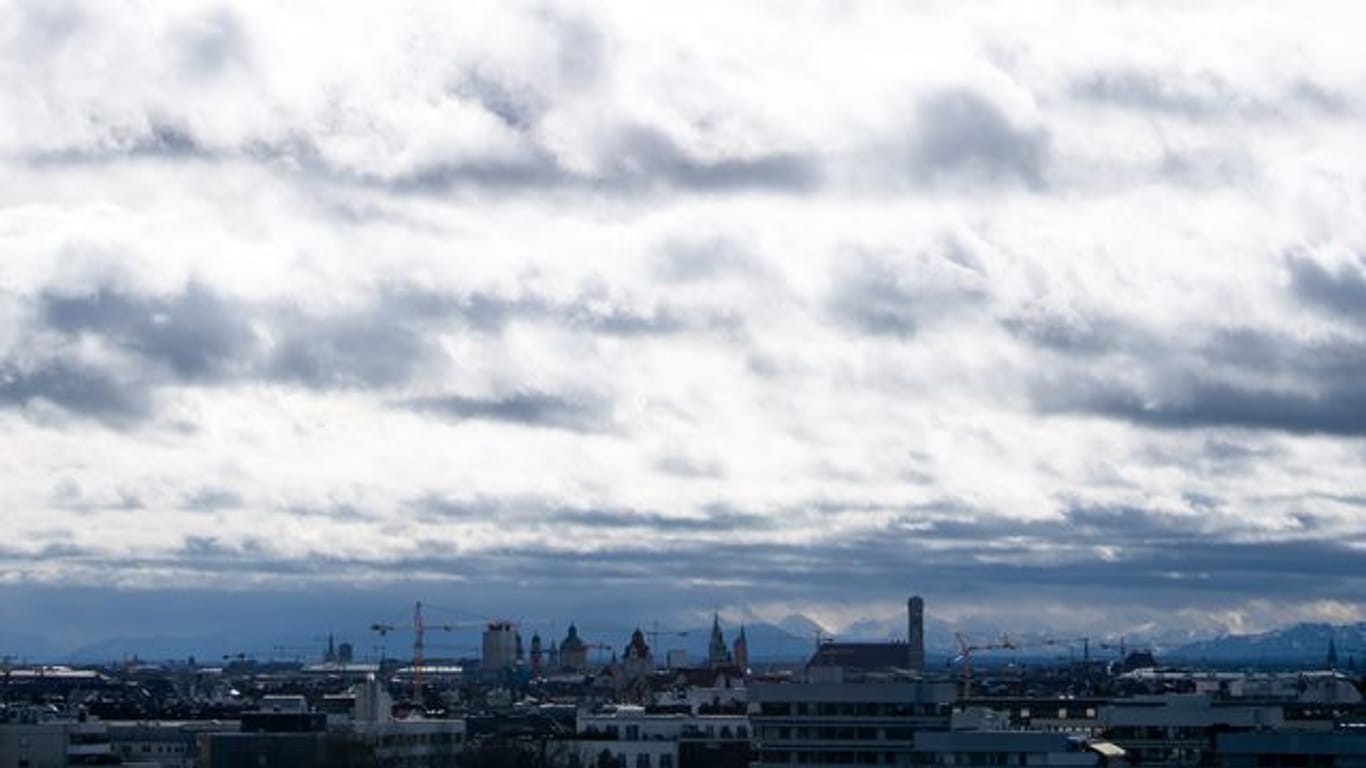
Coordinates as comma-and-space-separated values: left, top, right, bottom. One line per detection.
0, 628, 55, 662
62, 632, 270, 665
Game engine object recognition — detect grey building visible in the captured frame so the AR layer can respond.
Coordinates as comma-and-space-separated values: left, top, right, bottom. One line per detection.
1216, 731, 1366, 768
913, 731, 1127, 768
749, 680, 958, 766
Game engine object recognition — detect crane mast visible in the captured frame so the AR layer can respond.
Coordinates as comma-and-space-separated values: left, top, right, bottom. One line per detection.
413, 601, 425, 704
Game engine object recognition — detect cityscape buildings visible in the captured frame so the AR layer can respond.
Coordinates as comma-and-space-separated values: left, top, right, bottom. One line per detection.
3, 596, 1366, 767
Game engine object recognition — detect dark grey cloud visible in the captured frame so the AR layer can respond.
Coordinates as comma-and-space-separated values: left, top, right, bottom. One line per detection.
25, 120, 212, 166
1013, 308, 1366, 436
1289, 80, 1352, 114
553, 505, 770, 533
376, 283, 733, 337
1071, 69, 1348, 120
10, 283, 437, 424
49, 480, 143, 512
1070, 69, 1244, 118
0, 361, 151, 425
547, 12, 605, 91
1057, 375, 1366, 436
281, 504, 374, 522
1002, 310, 1150, 356
22, 525, 1366, 609
600, 124, 821, 193
10, 279, 743, 426
910, 89, 1048, 188
9, 493, 1366, 645
450, 71, 545, 132
654, 453, 726, 479
27, 118, 821, 197
268, 310, 430, 389
378, 521, 1366, 610
10, 0, 86, 59
0, 539, 93, 562
1288, 256, 1366, 323
42, 284, 253, 379
653, 236, 762, 284
173, 9, 250, 79
182, 488, 244, 512
829, 245, 986, 337
409, 495, 766, 532
1159, 151, 1255, 188
403, 392, 613, 433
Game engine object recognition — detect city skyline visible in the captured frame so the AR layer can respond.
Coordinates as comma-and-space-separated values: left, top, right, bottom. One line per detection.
4, 1, 1366, 650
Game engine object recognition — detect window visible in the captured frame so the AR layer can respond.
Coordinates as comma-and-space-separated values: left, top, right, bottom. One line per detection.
636, 754, 651, 768
660, 756, 673, 768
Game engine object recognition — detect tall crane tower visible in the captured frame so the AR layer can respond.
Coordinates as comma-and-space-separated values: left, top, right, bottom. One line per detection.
954, 633, 1016, 698
371, 602, 483, 704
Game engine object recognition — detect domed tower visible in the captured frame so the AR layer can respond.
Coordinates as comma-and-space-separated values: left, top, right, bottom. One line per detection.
623, 628, 654, 680
559, 623, 588, 672
625, 628, 652, 661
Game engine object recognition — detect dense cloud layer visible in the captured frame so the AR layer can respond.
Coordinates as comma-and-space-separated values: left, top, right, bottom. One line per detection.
4, 0, 1366, 644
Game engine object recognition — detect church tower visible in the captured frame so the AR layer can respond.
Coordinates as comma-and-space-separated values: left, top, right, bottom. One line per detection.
708, 612, 732, 668
732, 624, 748, 672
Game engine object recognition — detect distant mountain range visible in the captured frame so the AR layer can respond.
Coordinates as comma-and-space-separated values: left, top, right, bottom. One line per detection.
13, 617, 1366, 668
1166, 622, 1366, 664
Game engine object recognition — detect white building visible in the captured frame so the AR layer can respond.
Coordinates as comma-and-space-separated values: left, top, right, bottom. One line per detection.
576, 705, 750, 768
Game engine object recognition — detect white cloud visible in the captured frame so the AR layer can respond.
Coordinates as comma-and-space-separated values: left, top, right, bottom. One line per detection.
2, 0, 1366, 638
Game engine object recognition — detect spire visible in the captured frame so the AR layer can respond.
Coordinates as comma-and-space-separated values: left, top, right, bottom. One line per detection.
732, 624, 749, 672
708, 612, 732, 668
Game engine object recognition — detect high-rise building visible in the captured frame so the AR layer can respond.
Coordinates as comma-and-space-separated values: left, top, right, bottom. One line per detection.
482, 621, 518, 671
908, 595, 925, 672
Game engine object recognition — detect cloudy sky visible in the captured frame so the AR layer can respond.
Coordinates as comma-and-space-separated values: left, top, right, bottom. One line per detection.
4, 0, 1366, 652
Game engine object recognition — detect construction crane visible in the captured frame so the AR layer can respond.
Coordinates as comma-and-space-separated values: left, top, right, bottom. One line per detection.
644, 623, 690, 648
581, 642, 617, 666
1034, 636, 1092, 665
371, 602, 485, 702
1098, 637, 1127, 658
954, 633, 1016, 698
